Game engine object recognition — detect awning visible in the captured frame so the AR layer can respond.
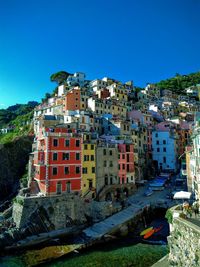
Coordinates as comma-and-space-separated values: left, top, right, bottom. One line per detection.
173, 191, 191, 199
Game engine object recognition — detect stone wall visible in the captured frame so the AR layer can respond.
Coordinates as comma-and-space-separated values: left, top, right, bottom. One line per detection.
168, 206, 200, 267
12, 193, 119, 230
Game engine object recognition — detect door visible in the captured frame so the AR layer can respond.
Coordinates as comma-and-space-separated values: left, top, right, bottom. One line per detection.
66, 182, 71, 193
57, 182, 62, 194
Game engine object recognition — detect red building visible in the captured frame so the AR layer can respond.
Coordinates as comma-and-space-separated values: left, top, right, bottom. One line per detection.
33, 126, 82, 195
118, 143, 134, 184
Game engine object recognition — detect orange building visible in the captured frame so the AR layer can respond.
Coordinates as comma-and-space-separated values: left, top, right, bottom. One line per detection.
63, 87, 81, 111
177, 121, 192, 157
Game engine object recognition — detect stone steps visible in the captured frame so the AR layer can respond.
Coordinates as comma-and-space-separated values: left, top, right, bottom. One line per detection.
83, 204, 146, 239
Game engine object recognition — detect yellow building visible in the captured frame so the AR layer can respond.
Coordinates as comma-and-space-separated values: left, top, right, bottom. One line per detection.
131, 125, 148, 180
88, 98, 127, 118
108, 83, 128, 102
82, 141, 96, 198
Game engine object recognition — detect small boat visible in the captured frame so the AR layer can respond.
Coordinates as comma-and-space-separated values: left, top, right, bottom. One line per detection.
154, 225, 163, 233
144, 188, 153, 197
143, 229, 155, 239
140, 227, 153, 236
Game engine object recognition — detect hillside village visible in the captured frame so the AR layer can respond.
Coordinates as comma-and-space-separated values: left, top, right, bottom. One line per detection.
2, 71, 200, 264
29, 71, 200, 199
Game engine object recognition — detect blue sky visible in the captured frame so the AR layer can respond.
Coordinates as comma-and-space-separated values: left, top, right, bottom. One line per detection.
0, 0, 200, 108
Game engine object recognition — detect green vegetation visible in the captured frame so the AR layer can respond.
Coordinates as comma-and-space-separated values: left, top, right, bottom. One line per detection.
46, 243, 168, 267
13, 196, 24, 206
0, 111, 34, 144
0, 243, 167, 267
0, 102, 37, 144
49, 70, 72, 96
156, 72, 200, 94
50, 71, 71, 85
20, 164, 29, 188
165, 209, 173, 224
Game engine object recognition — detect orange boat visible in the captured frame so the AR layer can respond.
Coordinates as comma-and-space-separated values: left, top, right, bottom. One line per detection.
154, 225, 163, 233
140, 227, 153, 236
143, 229, 155, 239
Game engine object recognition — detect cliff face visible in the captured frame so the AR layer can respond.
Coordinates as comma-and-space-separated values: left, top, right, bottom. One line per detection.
0, 136, 33, 201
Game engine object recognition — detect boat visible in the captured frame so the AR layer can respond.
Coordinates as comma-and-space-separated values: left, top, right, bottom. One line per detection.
154, 225, 163, 233
144, 188, 153, 197
140, 227, 153, 236
143, 229, 155, 239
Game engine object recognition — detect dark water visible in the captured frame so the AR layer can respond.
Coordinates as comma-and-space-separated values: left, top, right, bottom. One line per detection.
0, 218, 169, 267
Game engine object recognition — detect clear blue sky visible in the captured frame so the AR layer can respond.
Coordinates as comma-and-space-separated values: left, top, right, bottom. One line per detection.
0, 0, 200, 108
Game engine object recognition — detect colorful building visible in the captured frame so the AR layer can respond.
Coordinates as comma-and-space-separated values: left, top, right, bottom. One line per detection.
152, 122, 178, 172
82, 135, 96, 198
33, 126, 82, 195
118, 143, 135, 184
96, 144, 119, 194
64, 87, 81, 111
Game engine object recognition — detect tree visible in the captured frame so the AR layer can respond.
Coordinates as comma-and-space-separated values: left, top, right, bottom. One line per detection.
50, 71, 71, 85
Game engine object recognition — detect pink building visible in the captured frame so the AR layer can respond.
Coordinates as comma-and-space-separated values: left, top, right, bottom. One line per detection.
118, 144, 134, 184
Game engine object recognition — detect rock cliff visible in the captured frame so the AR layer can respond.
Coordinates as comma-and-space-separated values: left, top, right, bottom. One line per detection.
0, 136, 33, 201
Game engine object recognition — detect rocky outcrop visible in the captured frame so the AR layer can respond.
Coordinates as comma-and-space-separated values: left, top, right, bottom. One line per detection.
0, 136, 33, 201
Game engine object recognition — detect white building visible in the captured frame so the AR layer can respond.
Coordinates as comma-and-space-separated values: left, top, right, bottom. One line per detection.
67, 72, 86, 87
89, 79, 108, 92
152, 122, 178, 172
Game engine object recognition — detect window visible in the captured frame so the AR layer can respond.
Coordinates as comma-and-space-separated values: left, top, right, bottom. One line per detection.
65, 139, 69, 147
76, 167, 80, 174
122, 154, 125, 159
104, 161, 107, 167
163, 140, 166, 144
157, 148, 160, 152
91, 145, 94, 150
155, 133, 158, 138
103, 149, 106, 155
84, 155, 89, 161
127, 154, 130, 162
92, 167, 95, 173
91, 155, 94, 161
53, 139, 58, 147
84, 144, 88, 149
53, 167, 57, 175
156, 140, 159, 145
53, 153, 57, 161
76, 139, 80, 147
163, 147, 166, 152
118, 154, 120, 159
163, 157, 166, 163
82, 167, 87, 174
63, 153, 69, 160
64, 167, 69, 174
109, 161, 113, 167
122, 164, 125, 170
76, 153, 80, 160
109, 150, 112, 156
